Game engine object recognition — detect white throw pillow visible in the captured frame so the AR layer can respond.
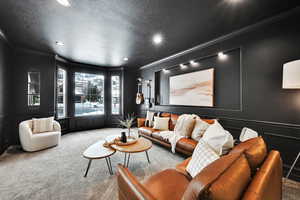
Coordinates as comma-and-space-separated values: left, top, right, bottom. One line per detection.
240, 127, 258, 142
186, 139, 220, 178
191, 118, 210, 141
153, 117, 170, 130
202, 120, 234, 155
174, 114, 196, 138
32, 117, 54, 134
145, 111, 155, 127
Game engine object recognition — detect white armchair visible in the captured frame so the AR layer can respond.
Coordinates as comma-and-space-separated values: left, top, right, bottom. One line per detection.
19, 119, 61, 152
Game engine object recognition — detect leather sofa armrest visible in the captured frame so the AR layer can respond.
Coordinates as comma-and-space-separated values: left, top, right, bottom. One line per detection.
176, 157, 192, 177
137, 118, 146, 128
117, 164, 156, 200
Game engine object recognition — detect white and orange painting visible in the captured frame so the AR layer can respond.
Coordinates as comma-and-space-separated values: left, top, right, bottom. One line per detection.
169, 68, 214, 107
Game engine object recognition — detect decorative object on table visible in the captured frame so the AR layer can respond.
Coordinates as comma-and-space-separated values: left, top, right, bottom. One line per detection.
114, 136, 138, 146
136, 78, 144, 104
282, 60, 300, 89
118, 113, 136, 137
169, 68, 214, 107
121, 132, 127, 143
144, 80, 152, 108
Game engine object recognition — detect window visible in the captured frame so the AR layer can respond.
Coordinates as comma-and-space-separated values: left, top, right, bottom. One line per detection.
57, 68, 67, 118
75, 72, 104, 116
111, 76, 120, 115
28, 72, 40, 106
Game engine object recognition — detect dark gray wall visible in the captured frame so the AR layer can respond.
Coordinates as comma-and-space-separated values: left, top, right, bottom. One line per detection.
0, 36, 13, 154
136, 10, 300, 180
11, 48, 56, 145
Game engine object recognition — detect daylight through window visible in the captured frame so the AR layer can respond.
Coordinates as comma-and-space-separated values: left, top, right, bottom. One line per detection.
111, 76, 120, 115
28, 72, 40, 106
57, 68, 67, 118
75, 72, 104, 116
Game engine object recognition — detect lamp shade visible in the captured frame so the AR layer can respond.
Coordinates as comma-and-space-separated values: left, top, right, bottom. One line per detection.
282, 60, 300, 89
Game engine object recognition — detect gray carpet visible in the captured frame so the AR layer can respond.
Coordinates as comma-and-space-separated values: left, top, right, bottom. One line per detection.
0, 128, 299, 200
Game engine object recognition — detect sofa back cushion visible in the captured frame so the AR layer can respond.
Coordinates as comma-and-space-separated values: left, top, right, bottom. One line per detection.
230, 137, 267, 170
242, 151, 282, 200
170, 114, 179, 130
202, 118, 215, 125
183, 152, 251, 200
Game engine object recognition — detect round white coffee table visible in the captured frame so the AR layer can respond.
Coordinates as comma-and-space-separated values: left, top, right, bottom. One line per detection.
83, 140, 115, 177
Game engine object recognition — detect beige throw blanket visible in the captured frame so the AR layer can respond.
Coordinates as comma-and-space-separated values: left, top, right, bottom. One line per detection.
160, 114, 196, 153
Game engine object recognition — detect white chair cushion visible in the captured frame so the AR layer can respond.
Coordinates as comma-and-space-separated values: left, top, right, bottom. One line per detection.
186, 139, 220, 178
202, 120, 234, 155
32, 117, 54, 133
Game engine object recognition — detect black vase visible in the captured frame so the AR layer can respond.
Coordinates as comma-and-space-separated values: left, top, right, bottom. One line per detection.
121, 132, 127, 143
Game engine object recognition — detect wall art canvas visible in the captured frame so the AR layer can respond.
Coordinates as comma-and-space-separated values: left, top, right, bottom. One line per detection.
169, 68, 214, 107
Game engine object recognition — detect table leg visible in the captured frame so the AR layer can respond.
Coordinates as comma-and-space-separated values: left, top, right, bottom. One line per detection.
84, 159, 92, 178
286, 152, 300, 178
126, 153, 131, 168
123, 153, 127, 167
108, 157, 113, 174
105, 157, 113, 175
145, 151, 150, 164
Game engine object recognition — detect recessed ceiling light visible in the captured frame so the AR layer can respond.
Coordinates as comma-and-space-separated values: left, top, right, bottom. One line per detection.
163, 69, 170, 73
123, 57, 129, 61
180, 64, 187, 69
56, 41, 64, 46
189, 60, 198, 66
57, 0, 71, 7
152, 34, 163, 45
218, 52, 227, 60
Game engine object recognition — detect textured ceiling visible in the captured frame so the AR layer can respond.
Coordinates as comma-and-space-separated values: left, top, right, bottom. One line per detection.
0, 0, 298, 67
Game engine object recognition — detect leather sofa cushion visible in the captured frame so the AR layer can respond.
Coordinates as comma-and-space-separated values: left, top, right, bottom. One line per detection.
183, 152, 251, 200
208, 154, 251, 200
143, 169, 190, 200
202, 118, 215, 124
176, 157, 192, 177
242, 151, 282, 200
230, 137, 267, 170
170, 114, 179, 130
152, 132, 171, 143
177, 138, 198, 153
161, 112, 171, 117
138, 127, 158, 137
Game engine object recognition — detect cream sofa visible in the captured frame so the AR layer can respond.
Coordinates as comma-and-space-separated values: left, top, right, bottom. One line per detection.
19, 119, 61, 152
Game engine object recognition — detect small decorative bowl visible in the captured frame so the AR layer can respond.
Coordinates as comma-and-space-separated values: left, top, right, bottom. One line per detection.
114, 136, 138, 146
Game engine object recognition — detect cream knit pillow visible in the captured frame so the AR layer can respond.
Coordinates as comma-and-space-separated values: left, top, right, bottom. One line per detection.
174, 114, 196, 138
191, 118, 210, 141
32, 117, 54, 134
153, 117, 170, 130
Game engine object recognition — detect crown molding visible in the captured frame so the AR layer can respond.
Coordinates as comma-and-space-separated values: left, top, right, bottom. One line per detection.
139, 6, 300, 70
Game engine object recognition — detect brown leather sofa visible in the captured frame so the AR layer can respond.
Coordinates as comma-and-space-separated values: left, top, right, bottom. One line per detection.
137, 112, 215, 156
117, 137, 283, 200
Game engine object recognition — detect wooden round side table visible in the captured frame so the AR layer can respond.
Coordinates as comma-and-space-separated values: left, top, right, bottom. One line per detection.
111, 137, 152, 168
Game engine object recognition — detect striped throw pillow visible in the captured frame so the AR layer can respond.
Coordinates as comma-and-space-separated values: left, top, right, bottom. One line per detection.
32, 117, 54, 134
186, 139, 220, 178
